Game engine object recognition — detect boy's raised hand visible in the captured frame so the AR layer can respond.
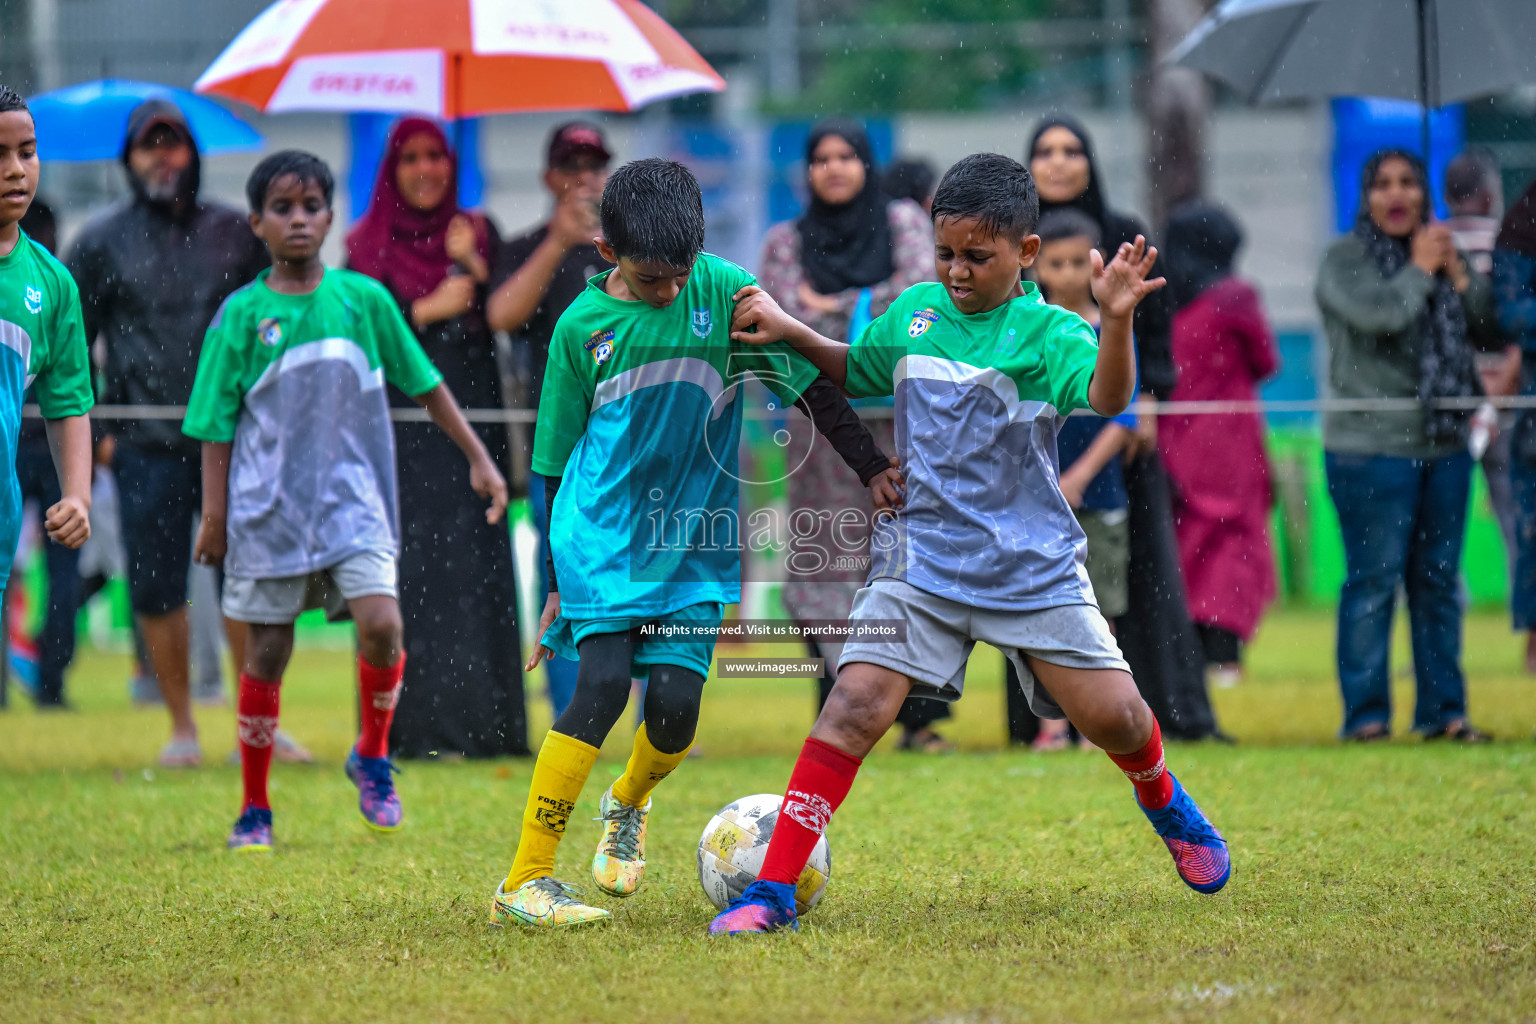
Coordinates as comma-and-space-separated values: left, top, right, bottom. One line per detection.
1090, 235, 1166, 321
731, 285, 796, 345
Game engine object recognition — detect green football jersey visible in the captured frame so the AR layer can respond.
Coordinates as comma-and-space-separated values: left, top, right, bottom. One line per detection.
184, 267, 442, 578
0, 229, 93, 587
533, 252, 819, 628
845, 280, 1106, 611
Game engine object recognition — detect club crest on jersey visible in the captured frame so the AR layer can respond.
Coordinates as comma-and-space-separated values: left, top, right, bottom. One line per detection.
585, 328, 616, 366
691, 307, 712, 338
256, 317, 283, 347
23, 285, 41, 315
908, 308, 939, 338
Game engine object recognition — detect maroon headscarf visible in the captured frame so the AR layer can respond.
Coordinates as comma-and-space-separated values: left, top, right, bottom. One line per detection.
345, 117, 491, 304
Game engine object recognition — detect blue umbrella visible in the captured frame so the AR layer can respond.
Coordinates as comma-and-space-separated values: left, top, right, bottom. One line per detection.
28, 79, 263, 162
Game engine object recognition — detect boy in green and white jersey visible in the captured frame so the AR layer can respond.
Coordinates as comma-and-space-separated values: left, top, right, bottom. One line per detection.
184, 151, 506, 853
0, 85, 93, 605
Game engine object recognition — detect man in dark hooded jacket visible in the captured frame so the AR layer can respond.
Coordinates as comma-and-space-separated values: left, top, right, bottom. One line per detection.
66, 99, 268, 766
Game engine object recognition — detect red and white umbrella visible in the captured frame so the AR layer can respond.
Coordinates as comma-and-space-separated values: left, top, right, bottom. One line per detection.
194, 0, 726, 118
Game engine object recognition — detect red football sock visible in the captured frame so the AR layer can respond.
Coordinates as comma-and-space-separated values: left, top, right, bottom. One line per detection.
356, 653, 405, 759
237, 672, 282, 811
758, 737, 863, 886
1106, 716, 1175, 809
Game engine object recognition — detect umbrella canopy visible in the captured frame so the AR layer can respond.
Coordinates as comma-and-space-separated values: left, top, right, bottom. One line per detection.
27, 79, 263, 162
1170, 0, 1536, 108
194, 0, 726, 118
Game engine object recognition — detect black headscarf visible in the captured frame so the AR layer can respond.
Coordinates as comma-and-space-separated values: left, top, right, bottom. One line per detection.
1496, 176, 1536, 260
1028, 114, 1109, 232
797, 120, 894, 295
1354, 149, 1478, 446
1027, 114, 1176, 399
1163, 201, 1243, 312
120, 99, 201, 223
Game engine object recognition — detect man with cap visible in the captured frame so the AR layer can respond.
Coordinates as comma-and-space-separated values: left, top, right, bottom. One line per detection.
487, 121, 611, 717
66, 100, 292, 765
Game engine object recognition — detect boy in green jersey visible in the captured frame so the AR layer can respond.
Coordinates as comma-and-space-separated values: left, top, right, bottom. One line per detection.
492, 158, 901, 928
712, 153, 1230, 936
184, 151, 507, 852
0, 85, 93, 603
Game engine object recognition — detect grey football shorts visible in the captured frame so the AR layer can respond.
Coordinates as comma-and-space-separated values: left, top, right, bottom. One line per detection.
222, 549, 398, 625
836, 578, 1130, 720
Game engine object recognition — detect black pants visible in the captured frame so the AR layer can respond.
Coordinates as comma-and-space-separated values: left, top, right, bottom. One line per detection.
15, 440, 81, 706
1197, 624, 1242, 665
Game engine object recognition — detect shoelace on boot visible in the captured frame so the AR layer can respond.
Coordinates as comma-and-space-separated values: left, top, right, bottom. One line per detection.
596, 802, 644, 860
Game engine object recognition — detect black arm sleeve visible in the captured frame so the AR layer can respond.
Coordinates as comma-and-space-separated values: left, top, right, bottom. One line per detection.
793, 375, 891, 486
544, 473, 561, 593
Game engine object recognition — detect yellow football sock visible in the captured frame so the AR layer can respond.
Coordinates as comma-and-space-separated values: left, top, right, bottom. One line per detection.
610, 723, 691, 809
505, 730, 600, 890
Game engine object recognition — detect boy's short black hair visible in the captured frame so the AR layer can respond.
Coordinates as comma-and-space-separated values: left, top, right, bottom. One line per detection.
245, 150, 335, 213
1444, 148, 1498, 204
0, 84, 30, 119
884, 158, 937, 206
599, 158, 706, 267
931, 153, 1040, 241
1036, 208, 1101, 248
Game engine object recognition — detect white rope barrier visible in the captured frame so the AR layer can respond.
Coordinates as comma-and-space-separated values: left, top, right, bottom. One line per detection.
29, 395, 1536, 424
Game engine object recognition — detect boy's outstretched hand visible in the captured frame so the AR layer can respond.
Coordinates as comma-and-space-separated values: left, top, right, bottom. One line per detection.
471, 454, 509, 525
44, 496, 90, 550
1090, 235, 1166, 321
731, 285, 797, 345
868, 456, 905, 513
524, 592, 560, 672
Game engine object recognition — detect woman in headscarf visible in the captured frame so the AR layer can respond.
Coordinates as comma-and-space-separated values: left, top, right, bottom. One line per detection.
1018, 115, 1219, 743
1492, 176, 1536, 672
347, 117, 528, 758
1159, 201, 1279, 687
757, 119, 946, 750
1317, 149, 1497, 742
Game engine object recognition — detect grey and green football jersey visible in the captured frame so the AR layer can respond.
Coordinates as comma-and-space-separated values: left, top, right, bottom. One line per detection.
183, 267, 442, 579
0, 230, 94, 588
845, 280, 1102, 611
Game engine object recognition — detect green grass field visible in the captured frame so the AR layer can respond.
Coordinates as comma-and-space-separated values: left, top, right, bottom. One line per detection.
3, 607, 1534, 1023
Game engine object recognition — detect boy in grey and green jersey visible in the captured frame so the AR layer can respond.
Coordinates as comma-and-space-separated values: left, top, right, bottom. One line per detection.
0, 86, 93, 603
182, 264, 442, 580
187, 151, 505, 856
712, 153, 1231, 938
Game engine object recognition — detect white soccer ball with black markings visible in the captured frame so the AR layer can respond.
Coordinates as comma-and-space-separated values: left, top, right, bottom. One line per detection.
697, 793, 831, 914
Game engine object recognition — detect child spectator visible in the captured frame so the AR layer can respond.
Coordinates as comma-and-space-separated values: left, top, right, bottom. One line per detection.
1160, 202, 1280, 687
1032, 208, 1134, 747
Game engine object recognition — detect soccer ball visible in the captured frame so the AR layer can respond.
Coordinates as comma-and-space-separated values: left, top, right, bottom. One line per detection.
697, 793, 831, 914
